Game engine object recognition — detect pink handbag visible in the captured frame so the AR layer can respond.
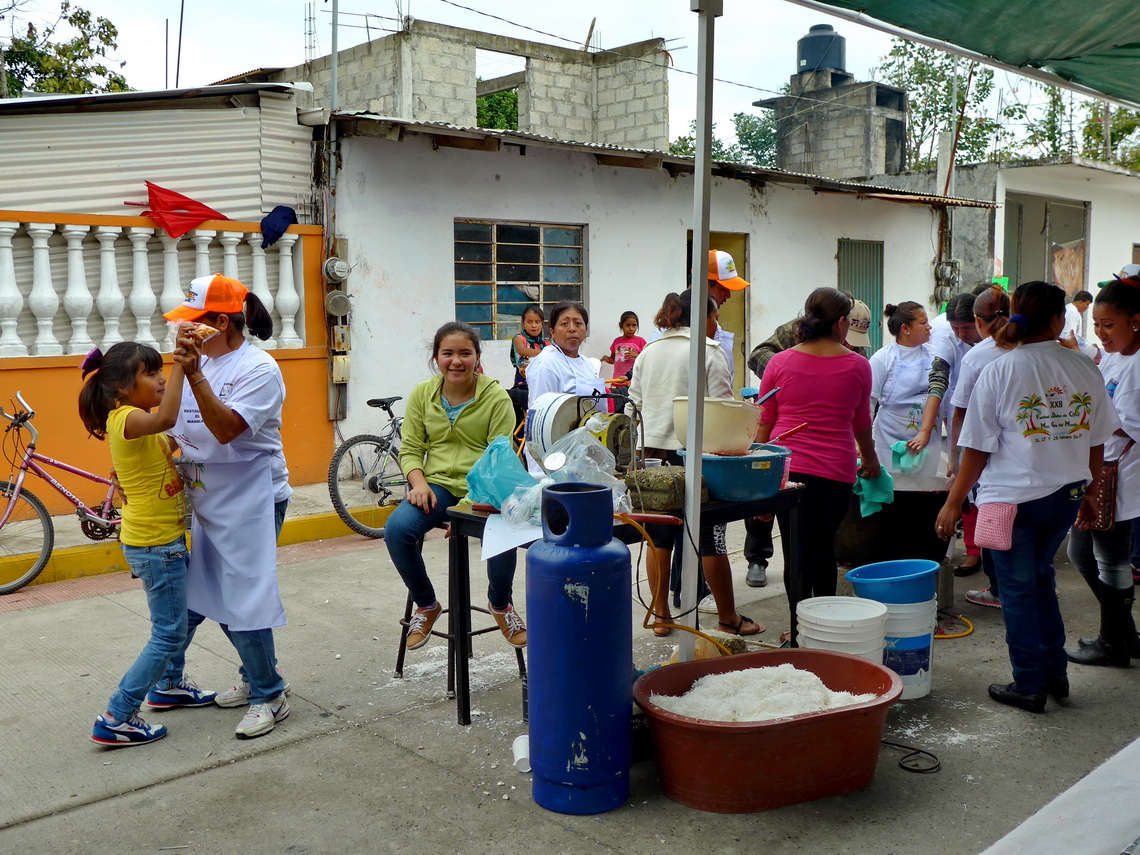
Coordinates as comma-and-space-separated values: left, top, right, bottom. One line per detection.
974, 502, 1018, 550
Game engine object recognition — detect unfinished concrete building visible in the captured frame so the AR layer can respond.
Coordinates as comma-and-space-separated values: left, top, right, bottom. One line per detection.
262, 18, 670, 151
755, 24, 906, 180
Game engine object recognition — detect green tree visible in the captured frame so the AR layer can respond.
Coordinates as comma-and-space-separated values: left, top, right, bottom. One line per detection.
1023, 84, 1075, 157
873, 38, 1011, 169
2, 1, 128, 96
669, 112, 776, 167
1081, 102, 1140, 171
476, 87, 518, 130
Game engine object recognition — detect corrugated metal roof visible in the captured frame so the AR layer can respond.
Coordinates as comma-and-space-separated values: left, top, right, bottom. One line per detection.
1, 109, 264, 220
335, 112, 995, 208
0, 83, 312, 113
259, 91, 316, 213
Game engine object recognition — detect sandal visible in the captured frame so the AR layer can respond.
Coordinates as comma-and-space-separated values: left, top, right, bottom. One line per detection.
651, 621, 674, 638
717, 615, 764, 636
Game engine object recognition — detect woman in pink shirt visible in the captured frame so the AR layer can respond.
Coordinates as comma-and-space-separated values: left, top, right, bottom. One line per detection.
757, 287, 880, 642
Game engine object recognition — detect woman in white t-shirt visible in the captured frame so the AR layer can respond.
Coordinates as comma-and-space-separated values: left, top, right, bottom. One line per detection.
947, 285, 1012, 606
936, 281, 1119, 713
908, 292, 982, 575
1064, 277, 1140, 666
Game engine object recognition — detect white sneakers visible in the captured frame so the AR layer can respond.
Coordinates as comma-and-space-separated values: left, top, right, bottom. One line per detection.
215, 676, 292, 709
235, 694, 290, 739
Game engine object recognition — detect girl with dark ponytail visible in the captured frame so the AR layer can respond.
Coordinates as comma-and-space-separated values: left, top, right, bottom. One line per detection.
943, 285, 1013, 598
1064, 277, 1140, 666
937, 280, 1120, 712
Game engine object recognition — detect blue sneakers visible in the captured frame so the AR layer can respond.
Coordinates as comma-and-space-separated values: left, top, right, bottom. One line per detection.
145, 676, 218, 710
91, 713, 167, 747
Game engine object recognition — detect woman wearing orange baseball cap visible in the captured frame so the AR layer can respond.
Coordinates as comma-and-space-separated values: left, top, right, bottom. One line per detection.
162, 274, 294, 739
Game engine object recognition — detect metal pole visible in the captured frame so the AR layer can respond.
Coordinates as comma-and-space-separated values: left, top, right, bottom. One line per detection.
1104, 102, 1112, 160
327, 0, 340, 250
175, 0, 184, 88
680, 0, 722, 663
330, 0, 339, 114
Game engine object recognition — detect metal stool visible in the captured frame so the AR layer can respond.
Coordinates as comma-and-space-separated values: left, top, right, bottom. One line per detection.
393, 524, 526, 707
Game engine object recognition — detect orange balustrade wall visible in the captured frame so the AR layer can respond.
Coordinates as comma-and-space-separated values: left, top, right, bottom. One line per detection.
0, 220, 332, 516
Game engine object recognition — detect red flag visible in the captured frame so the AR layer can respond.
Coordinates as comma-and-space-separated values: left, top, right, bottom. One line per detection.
126, 181, 230, 238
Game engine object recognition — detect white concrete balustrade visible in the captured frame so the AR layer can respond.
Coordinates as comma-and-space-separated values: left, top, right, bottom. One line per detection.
0, 219, 308, 357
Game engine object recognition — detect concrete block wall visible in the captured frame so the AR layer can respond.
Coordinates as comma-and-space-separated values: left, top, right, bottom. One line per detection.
273, 22, 668, 150
772, 79, 905, 179
272, 37, 403, 116
408, 35, 477, 126
595, 54, 669, 150
523, 59, 595, 141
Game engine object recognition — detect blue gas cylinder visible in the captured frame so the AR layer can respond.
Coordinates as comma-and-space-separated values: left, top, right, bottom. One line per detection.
526, 482, 632, 815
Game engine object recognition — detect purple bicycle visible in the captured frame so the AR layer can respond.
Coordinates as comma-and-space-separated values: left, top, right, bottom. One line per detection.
0, 392, 120, 594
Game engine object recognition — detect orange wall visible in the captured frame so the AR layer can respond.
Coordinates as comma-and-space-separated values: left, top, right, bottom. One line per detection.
0, 352, 333, 516
0, 222, 332, 516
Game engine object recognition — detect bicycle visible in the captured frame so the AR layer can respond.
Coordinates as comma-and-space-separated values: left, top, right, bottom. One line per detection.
328, 396, 408, 538
0, 392, 121, 594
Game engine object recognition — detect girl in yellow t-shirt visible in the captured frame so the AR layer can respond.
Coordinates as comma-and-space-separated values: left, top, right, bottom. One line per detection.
80, 339, 215, 747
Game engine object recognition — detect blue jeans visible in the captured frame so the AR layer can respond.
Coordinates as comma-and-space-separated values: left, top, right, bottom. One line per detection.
164, 499, 289, 705
107, 536, 190, 722
989, 483, 1084, 694
384, 484, 516, 610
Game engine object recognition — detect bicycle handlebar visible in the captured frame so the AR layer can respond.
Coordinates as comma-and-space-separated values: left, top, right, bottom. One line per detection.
0, 391, 39, 443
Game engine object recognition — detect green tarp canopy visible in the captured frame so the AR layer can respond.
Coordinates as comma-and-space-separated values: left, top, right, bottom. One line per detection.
788, 0, 1140, 110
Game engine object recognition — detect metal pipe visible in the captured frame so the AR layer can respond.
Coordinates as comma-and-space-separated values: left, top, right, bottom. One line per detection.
327, 0, 340, 255
781, 0, 1140, 112
681, 0, 722, 663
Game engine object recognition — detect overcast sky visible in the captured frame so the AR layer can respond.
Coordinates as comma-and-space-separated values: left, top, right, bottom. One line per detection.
8, 0, 897, 141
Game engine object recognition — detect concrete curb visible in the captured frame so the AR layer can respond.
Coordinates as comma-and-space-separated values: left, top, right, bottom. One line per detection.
19, 506, 394, 589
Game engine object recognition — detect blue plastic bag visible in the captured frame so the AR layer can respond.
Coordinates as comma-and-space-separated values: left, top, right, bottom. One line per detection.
466, 436, 535, 509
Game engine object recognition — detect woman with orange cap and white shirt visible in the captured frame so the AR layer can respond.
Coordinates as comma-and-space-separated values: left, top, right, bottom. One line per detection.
162, 274, 293, 740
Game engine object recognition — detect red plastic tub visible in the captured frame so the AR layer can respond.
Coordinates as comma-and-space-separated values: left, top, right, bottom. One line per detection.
633, 649, 903, 813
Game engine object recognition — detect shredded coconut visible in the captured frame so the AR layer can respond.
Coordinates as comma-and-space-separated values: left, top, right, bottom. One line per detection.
649, 663, 879, 723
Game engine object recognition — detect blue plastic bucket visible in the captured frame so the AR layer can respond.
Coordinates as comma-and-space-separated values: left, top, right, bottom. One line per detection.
844, 560, 940, 604
677, 443, 791, 502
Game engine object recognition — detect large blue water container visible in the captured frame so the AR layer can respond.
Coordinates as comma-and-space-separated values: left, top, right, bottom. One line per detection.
527, 482, 632, 815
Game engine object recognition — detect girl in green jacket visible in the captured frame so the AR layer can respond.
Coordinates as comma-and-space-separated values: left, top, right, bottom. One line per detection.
386, 322, 527, 651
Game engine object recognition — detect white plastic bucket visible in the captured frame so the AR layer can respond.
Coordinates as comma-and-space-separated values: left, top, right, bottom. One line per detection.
800, 635, 886, 662
796, 597, 888, 663
882, 599, 937, 699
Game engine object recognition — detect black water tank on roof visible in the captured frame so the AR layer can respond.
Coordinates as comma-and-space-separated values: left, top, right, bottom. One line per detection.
797, 24, 846, 73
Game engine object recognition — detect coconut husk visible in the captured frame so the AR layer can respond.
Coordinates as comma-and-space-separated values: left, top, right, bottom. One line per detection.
624, 465, 707, 511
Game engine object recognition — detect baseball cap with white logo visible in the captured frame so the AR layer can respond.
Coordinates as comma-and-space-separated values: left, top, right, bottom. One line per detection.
707, 250, 750, 291
163, 274, 248, 322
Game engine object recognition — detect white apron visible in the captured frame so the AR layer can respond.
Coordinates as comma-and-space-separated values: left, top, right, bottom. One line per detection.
873, 343, 945, 491
177, 345, 285, 631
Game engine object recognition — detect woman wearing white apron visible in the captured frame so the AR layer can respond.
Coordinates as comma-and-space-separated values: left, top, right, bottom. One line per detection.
908, 292, 983, 576
524, 302, 605, 475
163, 274, 292, 739
865, 301, 951, 563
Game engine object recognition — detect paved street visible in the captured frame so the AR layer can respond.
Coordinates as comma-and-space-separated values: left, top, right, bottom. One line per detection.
2, 520, 1139, 855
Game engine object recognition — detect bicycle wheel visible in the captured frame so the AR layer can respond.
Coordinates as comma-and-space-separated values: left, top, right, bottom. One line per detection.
0, 482, 55, 594
328, 435, 407, 538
